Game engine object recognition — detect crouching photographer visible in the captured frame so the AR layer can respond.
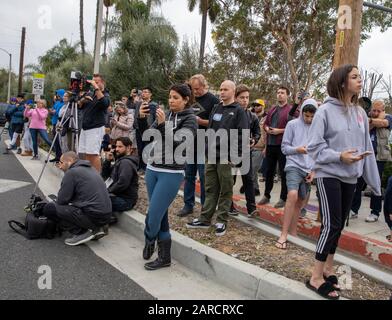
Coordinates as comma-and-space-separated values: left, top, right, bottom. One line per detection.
43, 152, 112, 246
102, 137, 139, 224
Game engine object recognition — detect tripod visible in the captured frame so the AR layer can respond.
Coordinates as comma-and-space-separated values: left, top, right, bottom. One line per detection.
26, 98, 80, 210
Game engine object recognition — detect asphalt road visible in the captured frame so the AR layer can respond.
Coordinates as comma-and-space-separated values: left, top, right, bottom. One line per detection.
0, 139, 154, 300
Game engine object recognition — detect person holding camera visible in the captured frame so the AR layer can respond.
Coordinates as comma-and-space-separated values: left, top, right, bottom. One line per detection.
48, 89, 66, 163
24, 99, 52, 160
102, 137, 139, 224
110, 102, 134, 143
43, 152, 112, 246
138, 84, 197, 271
78, 74, 110, 173
134, 87, 158, 173
6, 94, 25, 152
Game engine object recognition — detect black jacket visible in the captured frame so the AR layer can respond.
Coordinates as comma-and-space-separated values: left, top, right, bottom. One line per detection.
102, 155, 139, 205
138, 108, 198, 171
207, 102, 249, 161
81, 90, 110, 130
246, 109, 261, 145
57, 160, 112, 219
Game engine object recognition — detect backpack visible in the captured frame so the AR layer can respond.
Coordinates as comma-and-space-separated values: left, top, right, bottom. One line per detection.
8, 202, 61, 240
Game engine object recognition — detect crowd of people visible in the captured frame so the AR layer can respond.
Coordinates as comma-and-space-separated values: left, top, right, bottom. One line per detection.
2, 66, 392, 300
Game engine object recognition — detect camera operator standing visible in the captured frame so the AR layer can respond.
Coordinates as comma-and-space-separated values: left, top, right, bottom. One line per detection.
78, 74, 110, 173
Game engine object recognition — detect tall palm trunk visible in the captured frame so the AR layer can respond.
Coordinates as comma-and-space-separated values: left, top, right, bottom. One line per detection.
198, 5, 208, 70
80, 0, 85, 55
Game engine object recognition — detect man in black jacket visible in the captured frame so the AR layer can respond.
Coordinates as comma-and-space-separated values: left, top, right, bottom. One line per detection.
102, 137, 139, 223
78, 74, 110, 173
187, 81, 249, 236
228, 84, 260, 218
43, 152, 112, 246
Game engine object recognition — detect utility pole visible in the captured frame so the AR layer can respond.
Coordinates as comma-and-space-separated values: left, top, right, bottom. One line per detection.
18, 27, 26, 95
333, 0, 364, 69
94, 0, 104, 73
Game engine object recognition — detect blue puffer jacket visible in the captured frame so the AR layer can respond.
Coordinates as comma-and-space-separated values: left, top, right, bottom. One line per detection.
8, 102, 25, 125
51, 89, 65, 125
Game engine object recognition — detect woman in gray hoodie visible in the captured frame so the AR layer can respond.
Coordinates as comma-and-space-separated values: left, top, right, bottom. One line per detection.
306, 65, 381, 299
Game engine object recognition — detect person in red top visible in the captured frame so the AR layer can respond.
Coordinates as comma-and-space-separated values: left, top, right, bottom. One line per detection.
258, 86, 292, 208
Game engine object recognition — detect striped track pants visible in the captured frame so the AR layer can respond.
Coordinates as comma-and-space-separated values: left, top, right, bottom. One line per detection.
315, 178, 356, 262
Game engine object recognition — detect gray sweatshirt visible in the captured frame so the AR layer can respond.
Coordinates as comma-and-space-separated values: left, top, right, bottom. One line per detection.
281, 99, 317, 173
307, 97, 381, 195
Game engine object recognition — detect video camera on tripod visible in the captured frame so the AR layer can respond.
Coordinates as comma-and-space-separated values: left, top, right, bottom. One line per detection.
69, 71, 92, 100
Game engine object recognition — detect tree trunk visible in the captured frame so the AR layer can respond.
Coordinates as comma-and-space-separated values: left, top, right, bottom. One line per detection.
103, 6, 109, 61
80, 0, 85, 55
94, 0, 99, 59
199, 6, 208, 70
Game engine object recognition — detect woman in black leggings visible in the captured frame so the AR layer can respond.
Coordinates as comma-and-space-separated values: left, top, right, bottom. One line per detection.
307, 65, 381, 299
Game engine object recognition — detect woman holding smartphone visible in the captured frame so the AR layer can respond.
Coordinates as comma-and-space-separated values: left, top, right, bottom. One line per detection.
306, 65, 381, 299
137, 84, 197, 271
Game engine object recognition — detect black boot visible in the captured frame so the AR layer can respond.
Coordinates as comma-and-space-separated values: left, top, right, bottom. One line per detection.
143, 239, 156, 260
144, 239, 171, 270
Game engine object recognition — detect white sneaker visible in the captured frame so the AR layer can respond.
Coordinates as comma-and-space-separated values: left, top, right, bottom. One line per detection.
350, 210, 358, 219
365, 214, 379, 223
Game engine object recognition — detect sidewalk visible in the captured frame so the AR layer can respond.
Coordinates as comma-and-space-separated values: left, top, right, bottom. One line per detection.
227, 176, 392, 270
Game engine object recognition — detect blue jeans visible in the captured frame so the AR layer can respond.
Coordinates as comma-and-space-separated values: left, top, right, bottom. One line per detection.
144, 168, 184, 241
384, 177, 392, 230
110, 196, 135, 212
184, 164, 205, 209
30, 129, 52, 156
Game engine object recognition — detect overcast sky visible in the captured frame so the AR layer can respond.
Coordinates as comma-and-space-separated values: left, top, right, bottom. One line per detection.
0, 0, 390, 97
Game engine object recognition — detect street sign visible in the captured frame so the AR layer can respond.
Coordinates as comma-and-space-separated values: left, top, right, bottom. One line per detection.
32, 73, 45, 95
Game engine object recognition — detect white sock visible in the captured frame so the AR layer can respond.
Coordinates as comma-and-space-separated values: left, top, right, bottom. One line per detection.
11, 133, 19, 146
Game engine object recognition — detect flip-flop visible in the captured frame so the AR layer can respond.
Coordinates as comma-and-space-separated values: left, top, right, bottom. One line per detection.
306, 280, 340, 300
275, 241, 288, 250
323, 274, 341, 291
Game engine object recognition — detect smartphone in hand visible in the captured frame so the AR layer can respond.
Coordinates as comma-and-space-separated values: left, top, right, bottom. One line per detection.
358, 151, 373, 158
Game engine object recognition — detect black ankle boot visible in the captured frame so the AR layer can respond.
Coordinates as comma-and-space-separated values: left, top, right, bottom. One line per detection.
143, 239, 156, 260
144, 239, 171, 270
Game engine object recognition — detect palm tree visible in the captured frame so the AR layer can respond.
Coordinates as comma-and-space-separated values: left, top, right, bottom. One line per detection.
80, 0, 85, 55
188, 0, 220, 70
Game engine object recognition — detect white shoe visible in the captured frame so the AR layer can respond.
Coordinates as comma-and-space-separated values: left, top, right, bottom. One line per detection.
365, 214, 379, 223
350, 210, 358, 219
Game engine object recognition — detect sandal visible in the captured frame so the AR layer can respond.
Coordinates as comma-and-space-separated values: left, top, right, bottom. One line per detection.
306, 280, 340, 300
275, 241, 288, 250
323, 274, 341, 291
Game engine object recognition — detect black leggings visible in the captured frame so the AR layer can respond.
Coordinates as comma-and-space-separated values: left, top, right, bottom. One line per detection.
315, 178, 356, 262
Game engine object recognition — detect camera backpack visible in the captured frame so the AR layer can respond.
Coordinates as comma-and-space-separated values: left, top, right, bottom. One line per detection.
8, 202, 61, 240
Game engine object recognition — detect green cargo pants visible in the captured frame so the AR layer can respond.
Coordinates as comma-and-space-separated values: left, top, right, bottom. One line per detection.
199, 163, 234, 224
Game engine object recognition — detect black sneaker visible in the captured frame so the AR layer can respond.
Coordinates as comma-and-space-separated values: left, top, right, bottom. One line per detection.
177, 207, 193, 218
247, 210, 258, 218
64, 229, 96, 246
17, 148, 22, 154
239, 186, 245, 194
186, 219, 210, 229
228, 207, 239, 216
215, 223, 227, 236
93, 225, 109, 241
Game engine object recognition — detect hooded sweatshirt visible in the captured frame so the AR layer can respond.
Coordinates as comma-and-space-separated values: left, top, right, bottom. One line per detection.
138, 107, 198, 172
51, 89, 65, 126
102, 155, 139, 205
307, 97, 381, 195
57, 160, 112, 219
281, 99, 318, 173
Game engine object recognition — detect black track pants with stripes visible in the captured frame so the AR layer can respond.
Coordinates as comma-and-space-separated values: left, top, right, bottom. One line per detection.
315, 178, 356, 262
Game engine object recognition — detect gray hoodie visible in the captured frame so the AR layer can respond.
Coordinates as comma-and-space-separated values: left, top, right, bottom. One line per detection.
307, 97, 381, 195
281, 99, 317, 173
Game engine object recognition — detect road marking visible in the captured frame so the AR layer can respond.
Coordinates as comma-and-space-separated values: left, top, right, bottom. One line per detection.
0, 179, 31, 194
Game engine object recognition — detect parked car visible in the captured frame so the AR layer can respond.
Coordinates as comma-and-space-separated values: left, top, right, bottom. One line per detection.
0, 103, 9, 127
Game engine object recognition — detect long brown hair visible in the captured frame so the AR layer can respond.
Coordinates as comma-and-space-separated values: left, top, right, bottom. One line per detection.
327, 64, 359, 107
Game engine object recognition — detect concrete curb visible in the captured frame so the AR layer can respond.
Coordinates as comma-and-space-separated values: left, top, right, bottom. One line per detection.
191, 180, 392, 270
118, 210, 324, 300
